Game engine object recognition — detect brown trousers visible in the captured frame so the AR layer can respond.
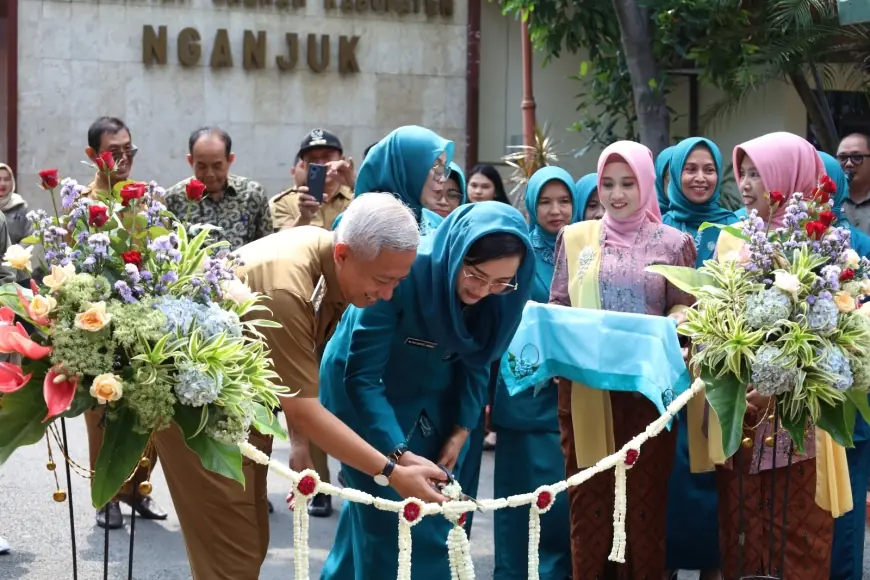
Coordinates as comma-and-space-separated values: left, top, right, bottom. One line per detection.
558, 380, 677, 580
153, 424, 273, 580
85, 407, 157, 500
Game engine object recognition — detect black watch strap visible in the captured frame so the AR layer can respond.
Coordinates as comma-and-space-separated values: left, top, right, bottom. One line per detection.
388, 443, 409, 464
374, 458, 396, 486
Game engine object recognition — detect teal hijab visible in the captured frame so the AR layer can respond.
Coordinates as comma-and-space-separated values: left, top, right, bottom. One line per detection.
574, 173, 598, 221
656, 146, 675, 215
523, 166, 579, 303
448, 162, 468, 204
662, 137, 738, 264
410, 201, 534, 367
354, 125, 454, 219
821, 152, 870, 258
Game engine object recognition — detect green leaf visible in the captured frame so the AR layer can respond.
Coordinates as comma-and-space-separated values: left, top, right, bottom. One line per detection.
148, 226, 170, 239
174, 405, 244, 487
91, 406, 151, 508
645, 265, 715, 295
0, 385, 50, 464
815, 400, 854, 449
252, 402, 287, 441
778, 401, 807, 455
19, 235, 40, 245
579, 61, 589, 76
846, 390, 870, 426
697, 222, 750, 242
648, 78, 658, 89
702, 366, 748, 458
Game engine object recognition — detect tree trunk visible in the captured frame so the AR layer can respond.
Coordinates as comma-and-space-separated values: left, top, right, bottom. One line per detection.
610, 0, 670, 155
788, 71, 839, 154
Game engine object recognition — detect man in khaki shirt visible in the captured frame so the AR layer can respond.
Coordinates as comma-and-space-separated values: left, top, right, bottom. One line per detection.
271, 128, 354, 232
153, 193, 447, 580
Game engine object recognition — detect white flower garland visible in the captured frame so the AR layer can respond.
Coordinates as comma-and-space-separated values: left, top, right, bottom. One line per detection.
237, 377, 706, 580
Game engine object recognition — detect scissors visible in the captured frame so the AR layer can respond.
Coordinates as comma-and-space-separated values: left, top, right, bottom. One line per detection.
436, 464, 484, 512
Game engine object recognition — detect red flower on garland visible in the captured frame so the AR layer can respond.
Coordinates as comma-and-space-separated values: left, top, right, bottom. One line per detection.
88, 205, 109, 227
120, 183, 146, 207
536, 490, 553, 510
296, 475, 317, 496
768, 191, 785, 206
95, 151, 115, 173
38, 169, 59, 190
841, 268, 855, 282
818, 211, 836, 227
458, 513, 467, 527
121, 250, 142, 268
625, 449, 639, 466
403, 502, 421, 523
805, 221, 827, 240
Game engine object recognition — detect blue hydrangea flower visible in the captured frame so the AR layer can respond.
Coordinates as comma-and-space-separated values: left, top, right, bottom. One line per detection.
746, 288, 792, 329
751, 344, 798, 396
155, 296, 200, 335
174, 362, 222, 407
816, 345, 853, 392
807, 297, 839, 334
197, 303, 241, 339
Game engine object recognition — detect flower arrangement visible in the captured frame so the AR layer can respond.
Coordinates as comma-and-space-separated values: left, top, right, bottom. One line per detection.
0, 159, 286, 507
649, 177, 870, 457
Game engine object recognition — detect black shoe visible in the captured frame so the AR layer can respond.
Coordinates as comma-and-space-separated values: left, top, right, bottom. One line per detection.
123, 495, 168, 520
307, 493, 333, 518
96, 501, 123, 529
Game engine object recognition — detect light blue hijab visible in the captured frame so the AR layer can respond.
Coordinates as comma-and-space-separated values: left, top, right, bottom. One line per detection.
656, 146, 675, 215
410, 201, 534, 367
821, 151, 870, 258
354, 125, 454, 219
662, 137, 738, 264
448, 162, 467, 205
574, 173, 598, 221
523, 166, 579, 303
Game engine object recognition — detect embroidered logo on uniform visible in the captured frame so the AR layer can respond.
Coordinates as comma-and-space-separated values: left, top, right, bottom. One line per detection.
576, 246, 595, 280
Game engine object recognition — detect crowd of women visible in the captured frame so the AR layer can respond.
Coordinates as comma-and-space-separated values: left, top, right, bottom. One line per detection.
317, 125, 869, 580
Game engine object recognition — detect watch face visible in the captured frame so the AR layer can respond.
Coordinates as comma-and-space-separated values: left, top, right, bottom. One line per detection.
373, 473, 390, 487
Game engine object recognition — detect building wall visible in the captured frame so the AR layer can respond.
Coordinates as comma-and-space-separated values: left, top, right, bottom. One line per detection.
17, 0, 468, 210
478, 1, 819, 184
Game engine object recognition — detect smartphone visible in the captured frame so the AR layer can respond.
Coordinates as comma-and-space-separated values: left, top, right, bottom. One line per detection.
307, 163, 326, 203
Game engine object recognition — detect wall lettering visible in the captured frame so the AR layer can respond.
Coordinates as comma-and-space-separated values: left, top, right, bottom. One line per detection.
325, 0, 452, 16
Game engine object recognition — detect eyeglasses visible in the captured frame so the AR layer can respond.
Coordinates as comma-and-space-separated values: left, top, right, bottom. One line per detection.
436, 191, 463, 204
461, 267, 518, 295
105, 145, 138, 162
431, 159, 451, 184
837, 153, 870, 166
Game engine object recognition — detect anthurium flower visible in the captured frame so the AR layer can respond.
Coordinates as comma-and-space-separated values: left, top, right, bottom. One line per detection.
0, 362, 32, 393
43, 367, 78, 421
0, 306, 52, 359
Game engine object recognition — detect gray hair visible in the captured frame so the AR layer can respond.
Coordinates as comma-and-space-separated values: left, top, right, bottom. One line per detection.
335, 192, 420, 260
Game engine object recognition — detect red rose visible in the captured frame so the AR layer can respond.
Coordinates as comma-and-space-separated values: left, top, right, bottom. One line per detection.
88, 205, 109, 227
38, 169, 59, 190
120, 183, 146, 206
768, 191, 785, 206
820, 175, 837, 194
805, 221, 827, 240
296, 475, 317, 496
185, 179, 207, 202
819, 211, 836, 227
811, 187, 831, 205
841, 268, 855, 282
95, 151, 115, 173
121, 250, 142, 268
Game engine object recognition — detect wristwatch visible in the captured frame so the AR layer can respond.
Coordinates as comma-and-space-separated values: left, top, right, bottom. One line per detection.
373, 458, 396, 487
388, 443, 409, 465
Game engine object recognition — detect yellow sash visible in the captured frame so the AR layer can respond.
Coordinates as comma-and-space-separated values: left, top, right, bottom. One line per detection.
714, 230, 852, 516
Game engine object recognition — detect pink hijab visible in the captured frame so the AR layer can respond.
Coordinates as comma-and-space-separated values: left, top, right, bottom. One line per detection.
733, 132, 825, 229
598, 141, 661, 247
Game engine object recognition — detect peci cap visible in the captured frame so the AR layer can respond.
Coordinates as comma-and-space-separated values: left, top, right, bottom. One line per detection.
297, 128, 343, 158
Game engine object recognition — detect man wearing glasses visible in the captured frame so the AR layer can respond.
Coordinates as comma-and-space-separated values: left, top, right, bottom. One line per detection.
837, 133, 870, 235
81, 117, 169, 529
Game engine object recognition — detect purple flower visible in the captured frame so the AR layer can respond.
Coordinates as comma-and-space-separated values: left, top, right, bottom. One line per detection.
114, 280, 136, 304
125, 263, 141, 284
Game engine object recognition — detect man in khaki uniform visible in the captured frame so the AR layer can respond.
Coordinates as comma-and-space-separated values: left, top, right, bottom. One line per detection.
79, 117, 167, 529
154, 193, 447, 580
271, 128, 354, 233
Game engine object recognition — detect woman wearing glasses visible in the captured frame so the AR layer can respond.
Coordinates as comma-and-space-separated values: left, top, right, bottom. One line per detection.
318, 201, 534, 580
550, 141, 696, 579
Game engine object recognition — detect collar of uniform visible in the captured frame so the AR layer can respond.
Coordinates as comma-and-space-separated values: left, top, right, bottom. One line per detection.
319, 234, 346, 306
335, 185, 353, 201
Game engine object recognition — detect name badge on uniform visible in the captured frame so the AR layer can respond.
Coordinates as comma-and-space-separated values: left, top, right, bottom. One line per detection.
405, 337, 437, 349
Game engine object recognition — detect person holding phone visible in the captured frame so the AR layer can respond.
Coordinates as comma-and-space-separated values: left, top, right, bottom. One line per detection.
271, 128, 355, 232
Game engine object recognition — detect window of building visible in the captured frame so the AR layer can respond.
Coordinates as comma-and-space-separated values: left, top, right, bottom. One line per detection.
807, 90, 870, 149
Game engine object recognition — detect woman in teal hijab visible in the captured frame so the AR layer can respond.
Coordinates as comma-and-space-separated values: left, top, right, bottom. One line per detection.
319, 202, 534, 580
489, 166, 580, 580
418, 161, 466, 235
575, 172, 604, 221
822, 151, 870, 580
663, 137, 733, 578
656, 146, 675, 215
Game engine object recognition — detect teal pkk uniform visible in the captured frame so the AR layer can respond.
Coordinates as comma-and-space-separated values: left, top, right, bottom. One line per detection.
319, 202, 534, 580
490, 166, 581, 580
574, 173, 598, 222
662, 137, 737, 570
656, 146, 675, 215
733, 206, 747, 219
822, 151, 870, 580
